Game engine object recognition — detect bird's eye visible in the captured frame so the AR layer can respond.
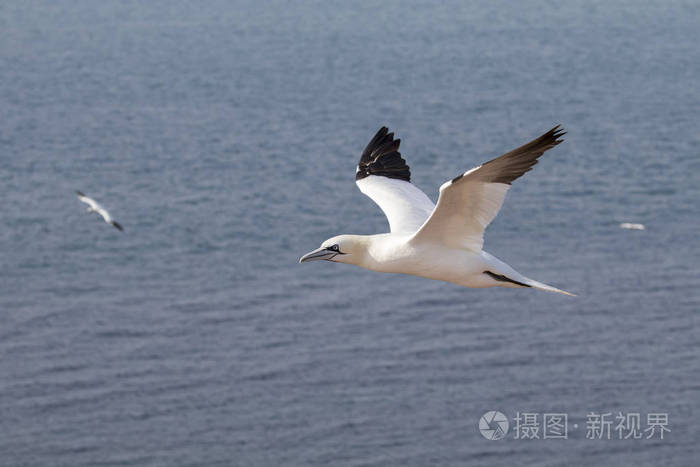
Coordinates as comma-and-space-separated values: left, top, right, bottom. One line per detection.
330, 245, 339, 252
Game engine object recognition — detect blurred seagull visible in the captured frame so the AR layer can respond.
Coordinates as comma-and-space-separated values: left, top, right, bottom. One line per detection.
76, 191, 124, 231
619, 222, 645, 230
300, 126, 574, 296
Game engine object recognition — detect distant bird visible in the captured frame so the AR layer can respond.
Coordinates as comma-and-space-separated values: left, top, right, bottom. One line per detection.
619, 222, 645, 230
76, 191, 124, 231
300, 126, 574, 296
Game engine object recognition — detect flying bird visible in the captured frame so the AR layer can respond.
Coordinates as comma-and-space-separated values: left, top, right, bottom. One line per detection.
300, 126, 574, 296
619, 222, 645, 231
76, 191, 124, 231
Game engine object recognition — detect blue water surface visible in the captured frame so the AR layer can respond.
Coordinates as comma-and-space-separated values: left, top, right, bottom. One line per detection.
1, 1, 699, 466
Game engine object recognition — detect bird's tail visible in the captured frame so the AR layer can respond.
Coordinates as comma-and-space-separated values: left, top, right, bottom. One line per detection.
521, 277, 576, 297
482, 252, 576, 296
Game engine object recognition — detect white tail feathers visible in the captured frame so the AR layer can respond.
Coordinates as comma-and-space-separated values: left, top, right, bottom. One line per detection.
480, 252, 576, 296
525, 278, 576, 297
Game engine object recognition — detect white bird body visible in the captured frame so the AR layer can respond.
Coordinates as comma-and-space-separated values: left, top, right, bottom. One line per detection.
300, 126, 574, 296
76, 191, 124, 231
328, 233, 565, 293
361, 234, 484, 281
620, 222, 645, 230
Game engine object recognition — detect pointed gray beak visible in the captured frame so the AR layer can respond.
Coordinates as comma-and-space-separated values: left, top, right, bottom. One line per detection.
299, 247, 337, 263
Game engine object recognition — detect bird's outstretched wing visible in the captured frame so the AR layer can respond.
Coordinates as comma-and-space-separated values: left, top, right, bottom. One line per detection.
76, 191, 101, 210
411, 126, 565, 251
97, 208, 113, 224
355, 127, 435, 234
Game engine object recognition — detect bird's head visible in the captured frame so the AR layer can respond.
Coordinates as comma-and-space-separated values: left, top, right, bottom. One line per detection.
299, 235, 366, 265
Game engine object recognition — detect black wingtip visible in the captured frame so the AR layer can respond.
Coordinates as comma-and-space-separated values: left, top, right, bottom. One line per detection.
360, 127, 390, 161
356, 126, 411, 182
111, 221, 124, 232
549, 125, 566, 143
76, 190, 85, 197
484, 271, 532, 288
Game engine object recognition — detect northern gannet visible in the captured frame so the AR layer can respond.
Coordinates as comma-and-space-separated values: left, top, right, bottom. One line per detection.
299, 126, 574, 296
76, 191, 124, 231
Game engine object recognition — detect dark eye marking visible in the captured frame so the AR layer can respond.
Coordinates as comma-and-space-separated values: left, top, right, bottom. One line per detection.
326, 244, 341, 253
